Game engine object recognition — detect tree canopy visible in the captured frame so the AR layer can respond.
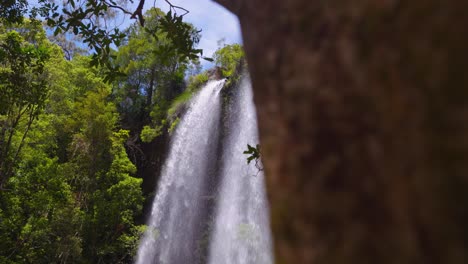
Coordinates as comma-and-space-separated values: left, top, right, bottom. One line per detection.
0, 0, 210, 81
0, 2, 246, 263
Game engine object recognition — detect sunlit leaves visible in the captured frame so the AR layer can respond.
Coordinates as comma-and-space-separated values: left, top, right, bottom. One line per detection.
114, 7, 198, 139
37, 0, 204, 82
140, 125, 162, 143
0, 28, 51, 184
213, 43, 244, 77
0, 13, 146, 263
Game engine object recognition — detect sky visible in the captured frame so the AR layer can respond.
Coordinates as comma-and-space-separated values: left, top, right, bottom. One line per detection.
138, 0, 243, 69
29, 0, 243, 69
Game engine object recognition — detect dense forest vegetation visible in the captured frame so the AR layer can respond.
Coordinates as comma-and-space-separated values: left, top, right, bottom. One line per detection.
0, 9, 244, 263
5, 1, 468, 264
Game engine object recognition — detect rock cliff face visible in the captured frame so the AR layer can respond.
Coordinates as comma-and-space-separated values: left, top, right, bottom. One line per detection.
207, 67, 224, 80
215, 1, 468, 263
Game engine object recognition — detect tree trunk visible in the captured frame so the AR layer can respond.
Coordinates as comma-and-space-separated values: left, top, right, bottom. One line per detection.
215, 0, 468, 263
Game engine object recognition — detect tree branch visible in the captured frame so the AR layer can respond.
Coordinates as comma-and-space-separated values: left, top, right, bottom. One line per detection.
164, 0, 189, 16
131, 0, 146, 26
104, 1, 133, 16
127, 0, 192, 26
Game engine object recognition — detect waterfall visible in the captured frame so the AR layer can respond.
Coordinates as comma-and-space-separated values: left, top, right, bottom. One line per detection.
135, 80, 225, 264
135, 75, 273, 264
207, 75, 273, 264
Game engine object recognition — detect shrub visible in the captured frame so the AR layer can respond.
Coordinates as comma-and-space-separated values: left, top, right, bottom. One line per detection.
140, 125, 162, 143
187, 71, 209, 92
213, 44, 244, 77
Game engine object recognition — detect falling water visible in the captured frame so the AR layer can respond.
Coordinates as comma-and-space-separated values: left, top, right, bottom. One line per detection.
135, 75, 273, 264
135, 80, 225, 264
207, 75, 273, 264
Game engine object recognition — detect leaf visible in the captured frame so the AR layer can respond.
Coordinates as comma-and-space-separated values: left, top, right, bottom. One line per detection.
247, 144, 255, 152
166, 10, 172, 21
202, 57, 214, 62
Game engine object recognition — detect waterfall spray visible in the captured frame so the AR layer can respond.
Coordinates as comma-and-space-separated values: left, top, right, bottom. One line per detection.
207, 75, 273, 264
135, 75, 273, 264
135, 80, 224, 264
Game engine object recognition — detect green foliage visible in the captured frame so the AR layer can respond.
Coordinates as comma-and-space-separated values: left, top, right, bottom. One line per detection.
168, 117, 180, 134
167, 89, 194, 118
114, 8, 197, 139
243, 144, 264, 173
243, 144, 261, 164
0, 6, 220, 263
187, 71, 209, 92
0, 22, 51, 187
35, 1, 205, 81
0, 153, 83, 263
0, 0, 27, 24
164, 71, 208, 127
0, 0, 212, 78
140, 125, 162, 143
213, 43, 244, 77
0, 23, 145, 262
56, 58, 144, 262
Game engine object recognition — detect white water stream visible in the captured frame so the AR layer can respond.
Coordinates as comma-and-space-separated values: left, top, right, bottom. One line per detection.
135, 76, 273, 264
207, 75, 273, 264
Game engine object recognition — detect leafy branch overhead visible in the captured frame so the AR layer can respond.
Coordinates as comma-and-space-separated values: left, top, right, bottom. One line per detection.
28, 0, 208, 81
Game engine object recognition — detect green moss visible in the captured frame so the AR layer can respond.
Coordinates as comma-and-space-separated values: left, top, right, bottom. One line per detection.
187, 71, 209, 91
168, 117, 180, 134
167, 90, 194, 118
167, 71, 210, 120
